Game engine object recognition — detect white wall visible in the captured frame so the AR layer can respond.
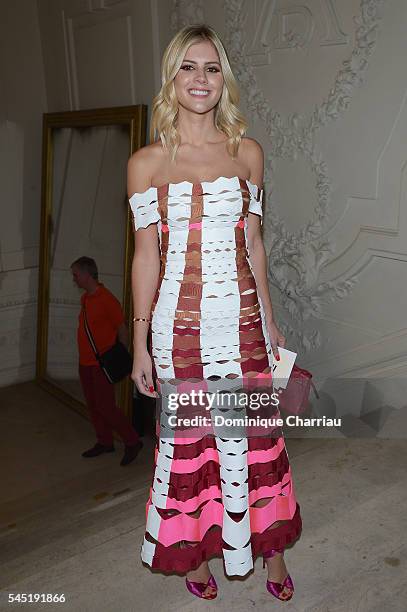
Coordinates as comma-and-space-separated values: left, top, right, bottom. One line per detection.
2, 0, 407, 406
169, 0, 407, 420
35, 0, 174, 387
0, 1, 47, 385
171, 0, 407, 389
36, 0, 167, 113
0, 0, 172, 386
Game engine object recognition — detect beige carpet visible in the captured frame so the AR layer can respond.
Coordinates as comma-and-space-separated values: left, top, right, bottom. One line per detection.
0, 382, 406, 611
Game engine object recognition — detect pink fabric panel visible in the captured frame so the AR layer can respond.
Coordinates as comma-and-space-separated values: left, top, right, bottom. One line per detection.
155, 486, 297, 546
167, 446, 221, 474
157, 499, 223, 546
164, 484, 223, 512
250, 486, 298, 533
167, 436, 286, 474
247, 470, 292, 505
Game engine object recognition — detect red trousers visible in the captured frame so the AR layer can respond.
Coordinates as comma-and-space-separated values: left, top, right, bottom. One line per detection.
79, 364, 139, 447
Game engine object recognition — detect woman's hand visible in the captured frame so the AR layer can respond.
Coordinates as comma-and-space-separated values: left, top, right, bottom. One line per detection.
266, 319, 285, 360
131, 347, 158, 398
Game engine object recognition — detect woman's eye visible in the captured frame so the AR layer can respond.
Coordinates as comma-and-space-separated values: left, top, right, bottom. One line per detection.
180, 65, 220, 72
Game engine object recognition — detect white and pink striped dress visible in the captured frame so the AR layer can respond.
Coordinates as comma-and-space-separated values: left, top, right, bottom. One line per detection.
129, 175, 302, 576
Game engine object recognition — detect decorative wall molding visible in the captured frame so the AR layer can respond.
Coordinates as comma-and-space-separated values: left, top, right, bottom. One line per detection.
308, 0, 385, 133
227, 0, 384, 145
0, 297, 37, 310
59, 0, 131, 17
62, 1, 136, 109
98, 0, 130, 9
50, 297, 81, 306
310, 327, 407, 381
246, 1, 349, 63
171, 0, 204, 33
224, 0, 385, 352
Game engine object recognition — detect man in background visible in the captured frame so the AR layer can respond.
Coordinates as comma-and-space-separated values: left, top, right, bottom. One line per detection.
71, 256, 142, 466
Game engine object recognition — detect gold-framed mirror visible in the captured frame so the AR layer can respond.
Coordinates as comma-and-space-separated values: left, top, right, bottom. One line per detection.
35, 105, 147, 423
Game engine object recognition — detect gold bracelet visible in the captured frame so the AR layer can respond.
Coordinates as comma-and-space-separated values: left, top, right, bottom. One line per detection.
133, 316, 151, 322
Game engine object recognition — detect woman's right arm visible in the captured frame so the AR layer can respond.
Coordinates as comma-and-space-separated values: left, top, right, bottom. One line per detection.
127, 149, 160, 397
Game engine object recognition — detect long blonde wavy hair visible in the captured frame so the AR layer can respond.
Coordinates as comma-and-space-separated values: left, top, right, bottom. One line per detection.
149, 24, 248, 161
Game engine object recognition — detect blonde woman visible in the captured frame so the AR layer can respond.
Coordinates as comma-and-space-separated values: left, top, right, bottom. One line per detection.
128, 24, 302, 601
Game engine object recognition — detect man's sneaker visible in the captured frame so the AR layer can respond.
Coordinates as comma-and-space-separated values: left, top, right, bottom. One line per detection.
120, 440, 144, 466
82, 443, 115, 458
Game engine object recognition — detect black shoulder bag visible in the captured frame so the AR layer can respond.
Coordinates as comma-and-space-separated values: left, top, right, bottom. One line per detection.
82, 304, 133, 384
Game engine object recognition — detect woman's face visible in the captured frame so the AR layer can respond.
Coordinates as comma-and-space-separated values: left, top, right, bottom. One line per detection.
173, 40, 224, 115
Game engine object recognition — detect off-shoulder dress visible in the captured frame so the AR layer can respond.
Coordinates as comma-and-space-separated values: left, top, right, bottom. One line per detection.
129, 175, 302, 576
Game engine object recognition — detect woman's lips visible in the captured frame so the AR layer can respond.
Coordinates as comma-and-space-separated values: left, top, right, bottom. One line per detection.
188, 89, 210, 97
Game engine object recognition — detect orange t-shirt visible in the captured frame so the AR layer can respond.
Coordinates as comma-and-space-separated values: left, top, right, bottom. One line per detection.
77, 284, 125, 366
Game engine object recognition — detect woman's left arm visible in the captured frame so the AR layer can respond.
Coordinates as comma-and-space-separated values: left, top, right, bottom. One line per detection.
244, 138, 285, 358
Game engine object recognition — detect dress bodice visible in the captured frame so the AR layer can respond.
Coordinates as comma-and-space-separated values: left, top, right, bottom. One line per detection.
128, 175, 264, 237
128, 175, 265, 320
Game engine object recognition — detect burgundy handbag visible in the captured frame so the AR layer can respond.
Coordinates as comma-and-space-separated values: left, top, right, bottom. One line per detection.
276, 364, 319, 416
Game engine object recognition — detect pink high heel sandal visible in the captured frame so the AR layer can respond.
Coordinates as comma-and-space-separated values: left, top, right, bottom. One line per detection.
185, 574, 218, 600
262, 548, 294, 601
181, 540, 218, 600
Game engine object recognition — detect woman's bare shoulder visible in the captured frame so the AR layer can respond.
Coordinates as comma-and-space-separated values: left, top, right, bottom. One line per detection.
240, 136, 264, 158
127, 142, 165, 195
240, 137, 264, 185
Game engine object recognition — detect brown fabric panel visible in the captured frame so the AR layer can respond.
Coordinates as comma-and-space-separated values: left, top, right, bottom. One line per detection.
171, 183, 203, 378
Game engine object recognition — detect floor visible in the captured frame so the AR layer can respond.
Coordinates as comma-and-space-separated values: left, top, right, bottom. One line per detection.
0, 382, 406, 612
